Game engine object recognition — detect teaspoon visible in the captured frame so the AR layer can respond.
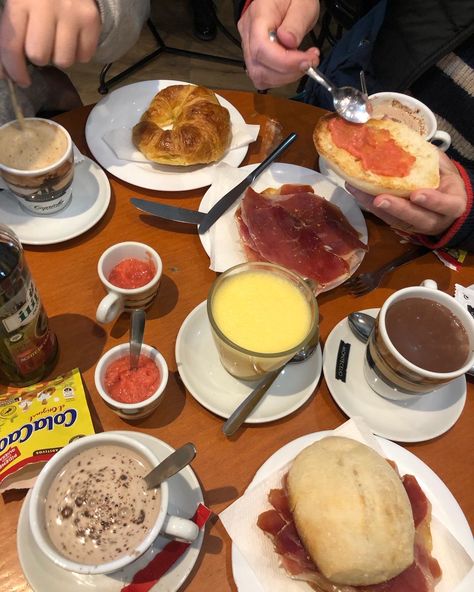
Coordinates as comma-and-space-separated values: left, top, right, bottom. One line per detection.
269, 31, 372, 124
130, 309, 145, 369
144, 443, 196, 490
222, 342, 318, 437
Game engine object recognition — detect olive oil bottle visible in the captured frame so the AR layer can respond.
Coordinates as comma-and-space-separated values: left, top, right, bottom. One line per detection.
0, 224, 58, 386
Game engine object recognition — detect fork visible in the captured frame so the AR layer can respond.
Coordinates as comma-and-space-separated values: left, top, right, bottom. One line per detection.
344, 246, 431, 296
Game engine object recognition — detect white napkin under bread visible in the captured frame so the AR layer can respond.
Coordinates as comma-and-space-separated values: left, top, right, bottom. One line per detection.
102, 122, 259, 164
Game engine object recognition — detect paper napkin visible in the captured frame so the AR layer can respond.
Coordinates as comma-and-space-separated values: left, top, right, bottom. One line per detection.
207, 163, 250, 272
219, 418, 474, 592
122, 503, 212, 592
103, 122, 260, 164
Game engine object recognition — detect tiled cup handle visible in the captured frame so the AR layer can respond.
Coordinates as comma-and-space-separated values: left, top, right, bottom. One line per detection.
96, 292, 124, 324
421, 279, 438, 289
431, 130, 451, 152
162, 514, 199, 542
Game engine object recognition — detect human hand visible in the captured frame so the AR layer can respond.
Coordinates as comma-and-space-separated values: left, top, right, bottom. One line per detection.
0, 0, 101, 87
238, 0, 320, 90
346, 152, 468, 236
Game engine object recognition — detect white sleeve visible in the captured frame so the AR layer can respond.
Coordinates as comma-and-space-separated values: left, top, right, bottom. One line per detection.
94, 0, 150, 64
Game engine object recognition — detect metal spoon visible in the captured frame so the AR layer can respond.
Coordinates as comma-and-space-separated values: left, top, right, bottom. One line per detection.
144, 442, 196, 490
347, 311, 474, 377
269, 31, 372, 124
347, 311, 375, 342
129, 309, 145, 369
222, 342, 318, 437
6, 77, 25, 130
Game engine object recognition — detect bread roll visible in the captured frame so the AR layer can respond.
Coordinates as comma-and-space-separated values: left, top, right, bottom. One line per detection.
313, 113, 439, 197
287, 436, 415, 586
132, 85, 231, 166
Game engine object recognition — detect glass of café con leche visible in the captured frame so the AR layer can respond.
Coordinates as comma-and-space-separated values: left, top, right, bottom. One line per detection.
207, 262, 319, 380
0, 118, 74, 215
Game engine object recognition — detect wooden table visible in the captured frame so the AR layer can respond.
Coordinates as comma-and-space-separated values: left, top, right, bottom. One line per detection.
1, 90, 472, 592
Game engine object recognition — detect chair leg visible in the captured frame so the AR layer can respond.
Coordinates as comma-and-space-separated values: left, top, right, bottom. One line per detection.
97, 17, 246, 94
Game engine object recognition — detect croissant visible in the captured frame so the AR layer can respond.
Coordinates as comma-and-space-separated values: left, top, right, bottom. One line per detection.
132, 85, 232, 166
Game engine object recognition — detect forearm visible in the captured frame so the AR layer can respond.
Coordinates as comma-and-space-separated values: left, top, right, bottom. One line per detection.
94, 0, 150, 64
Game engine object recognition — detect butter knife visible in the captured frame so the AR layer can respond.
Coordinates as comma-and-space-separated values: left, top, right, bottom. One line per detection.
131, 198, 204, 224
197, 132, 297, 234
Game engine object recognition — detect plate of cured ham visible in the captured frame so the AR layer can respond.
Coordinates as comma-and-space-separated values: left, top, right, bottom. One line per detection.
199, 163, 368, 294
225, 429, 474, 592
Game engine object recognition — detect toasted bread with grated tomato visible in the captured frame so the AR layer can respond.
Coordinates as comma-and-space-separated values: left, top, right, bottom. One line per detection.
313, 113, 440, 197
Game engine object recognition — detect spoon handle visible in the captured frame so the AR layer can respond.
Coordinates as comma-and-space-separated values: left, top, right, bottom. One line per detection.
144, 443, 196, 489
305, 67, 333, 93
222, 367, 282, 436
130, 309, 146, 369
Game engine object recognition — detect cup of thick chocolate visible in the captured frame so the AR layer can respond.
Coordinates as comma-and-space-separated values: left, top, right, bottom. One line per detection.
96, 241, 162, 324
0, 118, 74, 215
364, 280, 474, 400
368, 92, 451, 152
28, 432, 198, 574
95, 343, 169, 419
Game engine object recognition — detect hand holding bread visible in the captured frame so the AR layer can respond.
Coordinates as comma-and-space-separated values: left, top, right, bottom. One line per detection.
347, 152, 468, 236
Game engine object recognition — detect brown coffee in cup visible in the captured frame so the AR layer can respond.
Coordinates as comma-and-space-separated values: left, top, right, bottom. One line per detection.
44, 444, 161, 565
0, 118, 74, 215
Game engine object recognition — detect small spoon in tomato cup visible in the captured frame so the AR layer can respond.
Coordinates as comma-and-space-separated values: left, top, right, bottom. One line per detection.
130, 309, 146, 369
268, 31, 372, 124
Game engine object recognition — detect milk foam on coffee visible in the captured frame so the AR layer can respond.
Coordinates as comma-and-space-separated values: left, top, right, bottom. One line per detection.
371, 99, 427, 137
0, 119, 68, 170
45, 444, 161, 565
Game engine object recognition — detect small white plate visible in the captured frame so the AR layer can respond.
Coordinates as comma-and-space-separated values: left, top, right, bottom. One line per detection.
198, 162, 368, 293
0, 157, 110, 245
17, 431, 205, 592
231, 430, 474, 591
318, 155, 347, 187
322, 309, 467, 442
175, 301, 322, 423
85, 80, 249, 191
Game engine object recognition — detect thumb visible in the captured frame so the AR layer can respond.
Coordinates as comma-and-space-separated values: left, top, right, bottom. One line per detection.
277, 0, 319, 48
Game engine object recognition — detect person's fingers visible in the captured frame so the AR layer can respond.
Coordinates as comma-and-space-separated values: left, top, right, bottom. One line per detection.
372, 194, 445, 234
0, 2, 31, 86
23, 6, 56, 67
52, 21, 79, 69
75, 16, 101, 63
410, 188, 466, 219
278, 0, 319, 48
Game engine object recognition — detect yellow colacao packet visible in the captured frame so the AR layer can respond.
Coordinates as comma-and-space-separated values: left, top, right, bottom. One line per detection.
0, 368, 95, 492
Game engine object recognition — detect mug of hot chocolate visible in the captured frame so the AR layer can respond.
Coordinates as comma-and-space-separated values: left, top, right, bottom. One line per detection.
0, 118, 74, 215
96, 241, 162, 324
28, 432, 199, 575
364, 280, 474, 400
368, 92, 451, 152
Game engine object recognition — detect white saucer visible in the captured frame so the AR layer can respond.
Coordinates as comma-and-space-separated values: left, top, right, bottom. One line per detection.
0, 157, 110, 245
17, 431, 205, 592
175, 301, 322, 423
85, 80, 249, 192
318, 156, 346, 187
322, 309, 467, 442
231, 430, 474, 591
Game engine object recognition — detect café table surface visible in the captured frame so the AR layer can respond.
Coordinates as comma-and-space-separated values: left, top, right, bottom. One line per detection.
0, 89, 472, 592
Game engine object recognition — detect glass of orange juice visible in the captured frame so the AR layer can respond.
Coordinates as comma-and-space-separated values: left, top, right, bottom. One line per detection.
207, 262, 319, 380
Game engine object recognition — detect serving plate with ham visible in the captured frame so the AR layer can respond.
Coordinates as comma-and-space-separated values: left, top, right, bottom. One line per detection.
226, 431, 474, 592
199, 163, 368, 294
